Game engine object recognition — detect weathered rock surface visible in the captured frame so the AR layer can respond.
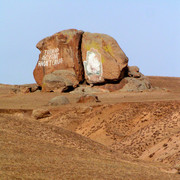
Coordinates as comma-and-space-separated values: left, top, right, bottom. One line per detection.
119, 76, 152, 92
49, 96, 70, 106
32, 108, 51, 119
33, 29, 84, 86
10, 84, 40, 94
77, 94, 100, 103
102, 76, 151, 92
33, 29, 153, 93
81, 32, 128, 84
98, 66, 151, 92
42, 70, 79, 92
100, 81, 127, 92
128, 66, 141, 78
20, 84, 40, 93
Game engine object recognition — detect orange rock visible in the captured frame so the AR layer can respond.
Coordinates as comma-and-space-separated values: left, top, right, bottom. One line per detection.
81, 32, 128, 84
33, 29, 84, 86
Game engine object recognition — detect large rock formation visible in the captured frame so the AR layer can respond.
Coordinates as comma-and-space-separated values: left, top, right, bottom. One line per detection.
81, 32, 128, 84
33, 29, 152, 92
33, 29, 84, 86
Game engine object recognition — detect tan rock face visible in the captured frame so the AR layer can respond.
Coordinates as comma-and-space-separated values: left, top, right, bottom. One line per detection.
81, 32, 128, 84
32, 109, 51, 119
42, 70, 79, 92
33, 29, 84, 86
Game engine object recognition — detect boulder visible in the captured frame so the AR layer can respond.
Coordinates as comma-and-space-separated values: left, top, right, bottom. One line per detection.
81, 32, 128, 84
33, 29, 84, 86
42, 70, 79, 92
128, 66, 141, 78
119, 76, 152, 92
32, 109, 51, 119
99, 75, 151, 92
77, 94, 100, 103
49, 96, 70, 106
20, 84, 40, 93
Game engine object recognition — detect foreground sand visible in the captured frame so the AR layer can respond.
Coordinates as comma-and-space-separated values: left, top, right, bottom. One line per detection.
0, 76, 180, 179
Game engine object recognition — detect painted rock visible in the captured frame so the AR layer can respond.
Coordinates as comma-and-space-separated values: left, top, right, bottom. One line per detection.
33, 29, 84, 86
81, 32, 128, 84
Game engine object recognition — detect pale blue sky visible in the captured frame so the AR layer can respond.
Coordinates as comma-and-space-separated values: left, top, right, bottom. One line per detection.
0, 0, 180, 84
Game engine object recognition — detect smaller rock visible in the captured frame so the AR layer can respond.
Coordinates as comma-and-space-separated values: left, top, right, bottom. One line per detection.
32, 109, 51, 119
30, 84, 40, 92
119, 76, 152, 92
20, 86, 31, 93
128, 66, 141, 78
49, 96, 70, 106
100, 81, 126, 92
42, 70, 79, 92
70, 86, 109, 94
10, 86, 21, 94
14, 84, 40, 94
77, 94, 100, 103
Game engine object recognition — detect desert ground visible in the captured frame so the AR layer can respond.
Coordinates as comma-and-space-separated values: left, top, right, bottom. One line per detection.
0, 76, 180, 179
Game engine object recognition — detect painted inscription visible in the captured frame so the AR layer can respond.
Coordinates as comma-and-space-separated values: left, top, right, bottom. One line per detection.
38, 48, 63, 67
83, 48, 103, 82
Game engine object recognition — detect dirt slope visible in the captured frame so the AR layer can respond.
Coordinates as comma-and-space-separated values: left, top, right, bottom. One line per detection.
1, 113, 178, 179
0, 76, 180, 179
44, 101, 180, 166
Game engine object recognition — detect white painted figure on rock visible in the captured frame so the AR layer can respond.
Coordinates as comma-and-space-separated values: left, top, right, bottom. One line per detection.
83, 48, 103, 83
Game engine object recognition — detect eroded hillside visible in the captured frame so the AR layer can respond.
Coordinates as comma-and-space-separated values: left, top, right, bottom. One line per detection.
0, 76, 180, 179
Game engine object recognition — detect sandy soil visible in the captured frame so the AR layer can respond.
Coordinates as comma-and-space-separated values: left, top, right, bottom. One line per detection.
0, 76, 180, 179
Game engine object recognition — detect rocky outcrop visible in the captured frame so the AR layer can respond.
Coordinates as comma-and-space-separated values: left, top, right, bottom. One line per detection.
33, 29, 84, 86
127, 66, 141, 78
81, 32, 128, 84
119, 76, 152, 92
33, 29, 152, 93
100, 67, 152, 92
10, 84, 40, 94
